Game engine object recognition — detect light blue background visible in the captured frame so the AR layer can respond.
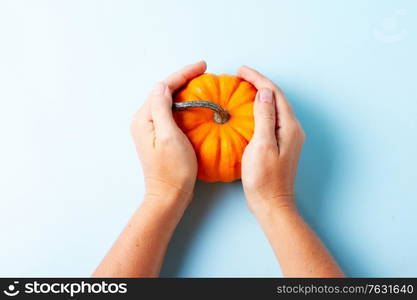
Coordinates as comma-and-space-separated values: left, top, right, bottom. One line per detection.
0, 0, 416, 277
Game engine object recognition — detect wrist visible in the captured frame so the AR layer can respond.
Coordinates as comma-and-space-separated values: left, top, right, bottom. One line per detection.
251, 200, 300, 232
247, 194, 298, 219
142, 191, 191, 222
145, 177, 194, 206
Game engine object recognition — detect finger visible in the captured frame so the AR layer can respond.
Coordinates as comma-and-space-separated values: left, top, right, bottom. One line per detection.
164, 60, 207, 92
149, 82, 179, 136
237, 65, 295, 125
252, 88, 277, 142
237, 65, 275, 89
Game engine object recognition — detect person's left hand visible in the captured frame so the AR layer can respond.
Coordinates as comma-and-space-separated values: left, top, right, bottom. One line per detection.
131, 61, 207, 207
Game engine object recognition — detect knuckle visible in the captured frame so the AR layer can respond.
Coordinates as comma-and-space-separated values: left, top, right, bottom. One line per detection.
286, 123, 298, 135
158, 135, 172, 144
252, 140, 278, 154
288, 121, 306, 143
158, 132, 177, 144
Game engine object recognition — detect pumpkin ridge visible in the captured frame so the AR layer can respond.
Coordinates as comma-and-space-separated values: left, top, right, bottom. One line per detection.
232, 114, 254, 119
228, 101, 254, 114
212, 126, 221, 180
219, 126, 238, 181
217, 126, 224, 180
229, 115, 254, 122
226, 82, 256, 111
199, 125, 221, 181
193, 74, 214, 100
228, 123, 251, 143
184, 119, 207, 134
175, 88, 201, 102
180, 90, 203, 101
200, 74, 220, 104
226, 126, 247, 179
227, 99, 254, 112
214, 126, 222, 180
219, 75, 241, 108
188, 123, 214, 152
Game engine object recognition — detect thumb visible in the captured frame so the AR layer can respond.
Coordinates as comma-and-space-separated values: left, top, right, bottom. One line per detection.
149, 82, 178, 136
252, 88, 277, 142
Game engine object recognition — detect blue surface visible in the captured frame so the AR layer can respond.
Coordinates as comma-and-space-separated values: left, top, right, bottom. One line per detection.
0, 0, 416, 277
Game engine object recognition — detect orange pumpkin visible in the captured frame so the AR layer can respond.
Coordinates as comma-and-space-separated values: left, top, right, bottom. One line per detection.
173, 74, 257, 182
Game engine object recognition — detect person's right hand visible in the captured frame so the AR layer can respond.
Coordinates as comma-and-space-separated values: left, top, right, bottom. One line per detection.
238, 68, 344, 277
238, 66, 305, 214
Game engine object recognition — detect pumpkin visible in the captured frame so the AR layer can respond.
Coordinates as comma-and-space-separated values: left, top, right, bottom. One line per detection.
173, 74, 257, 182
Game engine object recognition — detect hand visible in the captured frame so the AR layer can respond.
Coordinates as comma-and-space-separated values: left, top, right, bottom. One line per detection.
131, 61, 207, 207
94, 62, 207, 278
238, 66, 305, 214
237, 74, 343, 277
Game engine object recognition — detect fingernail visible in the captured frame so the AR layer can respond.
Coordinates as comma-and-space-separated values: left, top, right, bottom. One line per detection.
152, 82, 166, 95
259, 88, 272, 103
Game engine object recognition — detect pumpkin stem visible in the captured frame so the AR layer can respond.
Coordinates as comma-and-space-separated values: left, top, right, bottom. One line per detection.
173, 101, 230, 124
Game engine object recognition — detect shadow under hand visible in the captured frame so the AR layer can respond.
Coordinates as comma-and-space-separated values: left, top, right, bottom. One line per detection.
287, 88, 364, 276
160, 180, 239, 277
